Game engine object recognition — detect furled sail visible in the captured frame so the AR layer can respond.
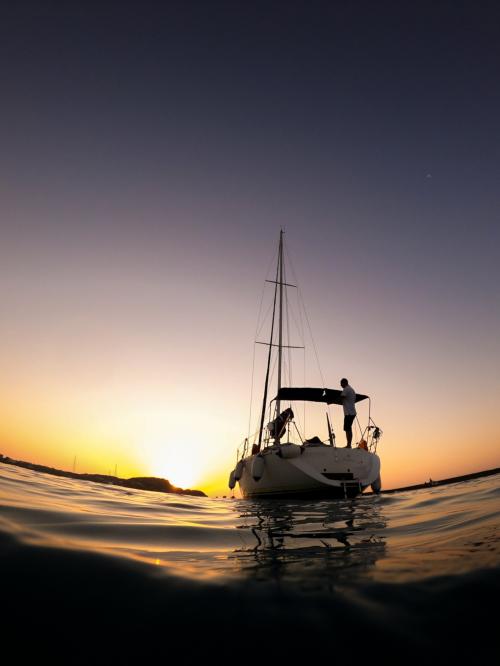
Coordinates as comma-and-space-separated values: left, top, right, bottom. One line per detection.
267, 407, 294, 439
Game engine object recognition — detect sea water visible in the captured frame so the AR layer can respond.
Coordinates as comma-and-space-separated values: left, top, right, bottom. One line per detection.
1, 463, 498, 662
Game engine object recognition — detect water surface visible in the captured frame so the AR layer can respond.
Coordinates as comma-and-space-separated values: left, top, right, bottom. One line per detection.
1, 463, 498, 661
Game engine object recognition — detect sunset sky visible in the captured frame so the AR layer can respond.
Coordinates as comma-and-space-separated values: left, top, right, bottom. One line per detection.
1, 2, 499, 496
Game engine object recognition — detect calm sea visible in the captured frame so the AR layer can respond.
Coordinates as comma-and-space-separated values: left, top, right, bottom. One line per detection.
1, 463, 498, 662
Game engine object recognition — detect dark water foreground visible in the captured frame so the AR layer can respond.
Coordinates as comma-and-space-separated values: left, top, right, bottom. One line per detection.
1, 465, 498, 662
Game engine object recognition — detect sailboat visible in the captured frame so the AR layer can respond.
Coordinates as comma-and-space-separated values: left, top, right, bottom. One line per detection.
229, 230, 382, 499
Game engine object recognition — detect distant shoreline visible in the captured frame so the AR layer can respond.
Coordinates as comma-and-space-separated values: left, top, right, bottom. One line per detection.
0, 454, 207, 497
378, 467, 500, 494
1, 453, 498, 499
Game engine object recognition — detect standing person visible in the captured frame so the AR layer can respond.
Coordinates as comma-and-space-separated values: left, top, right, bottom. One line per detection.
340, 378, 356, 448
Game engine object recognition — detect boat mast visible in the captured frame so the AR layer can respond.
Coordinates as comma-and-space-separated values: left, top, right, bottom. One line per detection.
256, 238, 280, 452
275, 229, 284, 444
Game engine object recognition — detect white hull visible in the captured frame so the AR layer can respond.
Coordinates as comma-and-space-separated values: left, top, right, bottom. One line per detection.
238, 444, 381, 499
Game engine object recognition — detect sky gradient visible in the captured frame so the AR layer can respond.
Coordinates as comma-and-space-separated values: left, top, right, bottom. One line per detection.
1, 1, 499, 495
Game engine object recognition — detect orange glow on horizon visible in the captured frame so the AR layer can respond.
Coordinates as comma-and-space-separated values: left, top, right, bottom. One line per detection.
2, 377, 499, 498
1, 235, 499, 498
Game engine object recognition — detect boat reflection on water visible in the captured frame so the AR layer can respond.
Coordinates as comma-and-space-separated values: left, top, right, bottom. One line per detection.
229, 497, 387, 589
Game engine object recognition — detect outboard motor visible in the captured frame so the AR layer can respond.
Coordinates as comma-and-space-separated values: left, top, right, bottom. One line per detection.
267, 407, 294, 440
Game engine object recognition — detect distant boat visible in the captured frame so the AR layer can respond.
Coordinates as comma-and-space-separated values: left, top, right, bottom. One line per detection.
229, 231, 382, 499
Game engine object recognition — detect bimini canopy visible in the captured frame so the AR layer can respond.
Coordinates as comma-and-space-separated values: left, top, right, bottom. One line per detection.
275, 387, 369, 405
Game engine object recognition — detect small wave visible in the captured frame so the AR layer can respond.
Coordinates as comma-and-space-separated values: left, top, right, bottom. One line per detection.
1, 464, 499, 586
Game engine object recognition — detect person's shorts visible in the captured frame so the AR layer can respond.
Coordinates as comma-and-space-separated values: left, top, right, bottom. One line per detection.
343, 414, 355, 432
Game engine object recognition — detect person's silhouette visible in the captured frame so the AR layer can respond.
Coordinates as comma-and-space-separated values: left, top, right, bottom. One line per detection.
340, 378, 356, 447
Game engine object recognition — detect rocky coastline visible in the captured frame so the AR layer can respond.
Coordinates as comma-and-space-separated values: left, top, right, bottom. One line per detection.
0, 454, 207, 497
